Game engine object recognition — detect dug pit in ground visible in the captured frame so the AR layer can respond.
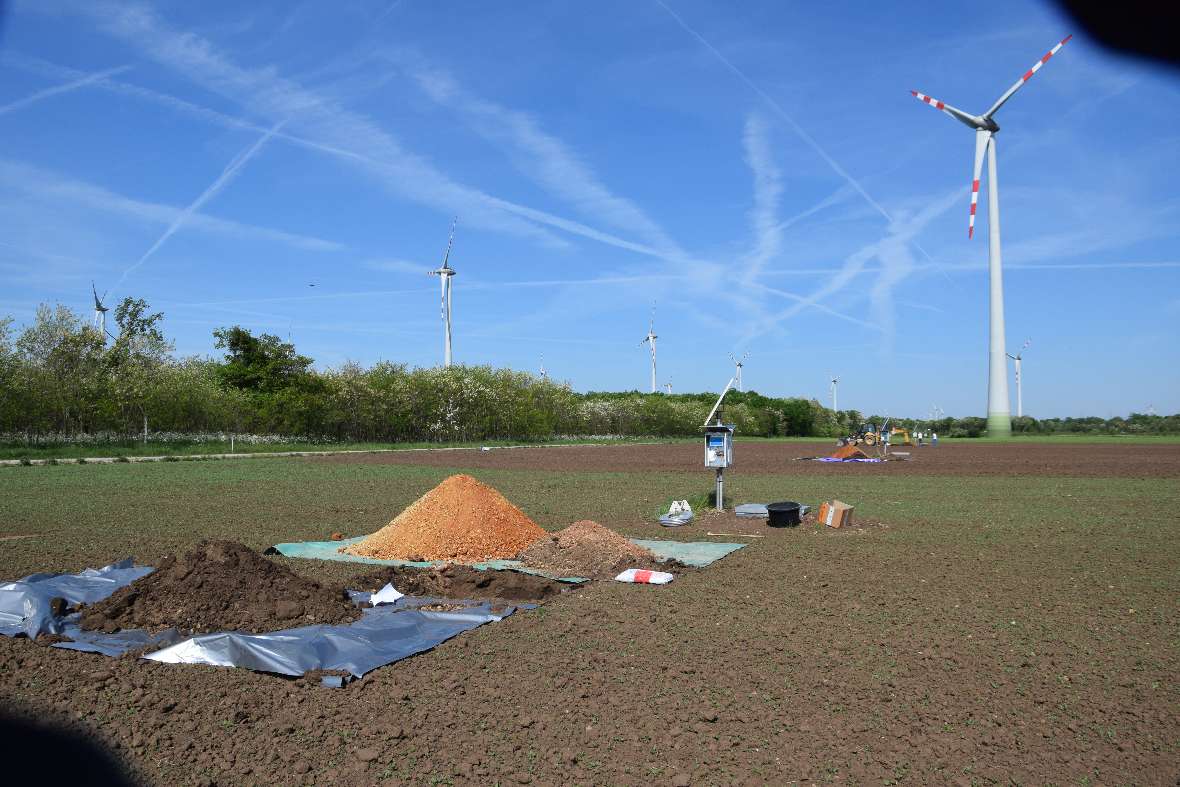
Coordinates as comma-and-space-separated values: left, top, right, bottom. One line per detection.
80, 540, 360, 635
349, 564, 574, 603
343, 474, 547, 563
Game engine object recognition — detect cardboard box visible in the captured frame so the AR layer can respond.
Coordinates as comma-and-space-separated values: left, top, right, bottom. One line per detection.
819, 500, 854, 528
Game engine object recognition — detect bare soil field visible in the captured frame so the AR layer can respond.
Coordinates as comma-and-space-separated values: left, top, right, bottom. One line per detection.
316, 439, 1180, 478
1, 441, 1178, 785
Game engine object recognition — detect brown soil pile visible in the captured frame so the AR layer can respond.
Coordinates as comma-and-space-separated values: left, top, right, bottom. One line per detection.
350, 564, 571, 603
830, 443, 871, 460
516, 519, 676, 579
80, 540, 361, 635
343, 474, 547, 563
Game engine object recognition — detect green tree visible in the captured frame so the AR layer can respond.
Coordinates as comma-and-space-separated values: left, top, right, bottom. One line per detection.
107, 298, 173, 440
213, 326, 315, 393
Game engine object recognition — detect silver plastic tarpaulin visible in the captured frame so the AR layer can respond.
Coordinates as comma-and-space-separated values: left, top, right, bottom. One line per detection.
0, 559, 153, 639
1, 561, 517, 681
142, 595, 511, 678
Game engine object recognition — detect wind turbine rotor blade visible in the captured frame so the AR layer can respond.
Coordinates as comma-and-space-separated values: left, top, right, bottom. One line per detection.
910, 90, 980, 128
968, 129, 991, 239
983, 35, 1072, 119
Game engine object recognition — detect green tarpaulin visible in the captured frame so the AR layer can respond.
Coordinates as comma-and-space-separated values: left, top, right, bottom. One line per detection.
269, 536, 746, 579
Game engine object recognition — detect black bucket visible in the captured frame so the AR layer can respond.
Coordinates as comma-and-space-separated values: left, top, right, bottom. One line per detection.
766, 501, 802, 528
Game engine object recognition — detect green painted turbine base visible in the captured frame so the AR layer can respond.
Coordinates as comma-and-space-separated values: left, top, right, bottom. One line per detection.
987, 412, 1012, 438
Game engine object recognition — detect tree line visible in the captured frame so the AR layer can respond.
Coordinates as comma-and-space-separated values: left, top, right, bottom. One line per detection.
1, 300, 1175, 443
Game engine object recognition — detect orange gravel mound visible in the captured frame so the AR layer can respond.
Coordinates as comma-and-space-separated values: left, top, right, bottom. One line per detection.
830, 443, 870, 460
343, 474, 547, 563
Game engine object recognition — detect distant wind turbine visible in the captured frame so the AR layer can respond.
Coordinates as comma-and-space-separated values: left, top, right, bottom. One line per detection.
91, 282, 110, 340
429, 218, 458, 367
639, 305, 658, 394
1006, 338, 1031, 418
539, 354, 547, 380
911, 35, 1072, 437
729, 352, 749, 392
829, 374, 839, 412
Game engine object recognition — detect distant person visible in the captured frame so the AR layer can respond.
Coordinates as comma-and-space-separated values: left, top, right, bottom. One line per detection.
932, 431, 939, 447
881, 428, 890, 455
917, 432, 924, 448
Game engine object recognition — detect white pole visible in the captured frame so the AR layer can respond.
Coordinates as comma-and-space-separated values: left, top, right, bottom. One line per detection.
736, 364, 742, 392
1015, 356, 1023, 418
831, 381, 838, 412
438, 276, 446, 368
650, 337, 657, 394
985, 134, 1012, 437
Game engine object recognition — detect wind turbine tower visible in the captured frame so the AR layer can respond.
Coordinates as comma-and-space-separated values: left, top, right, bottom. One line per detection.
911, 35, 1072, 437
429, 219, 458, 367
91, 282, 109, 339
539, 354, 547, 380
730, 352, 749, 392
639, 307, 657, 394
1007, 339, 1031, 418
829, 374, 839, 412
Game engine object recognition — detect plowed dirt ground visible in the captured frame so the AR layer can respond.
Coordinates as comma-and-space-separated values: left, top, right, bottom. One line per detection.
1, 439, 1178, 785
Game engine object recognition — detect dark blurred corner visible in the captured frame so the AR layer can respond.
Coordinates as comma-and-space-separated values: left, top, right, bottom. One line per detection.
0, 713, 136, 785
1054, 0, 1180, 68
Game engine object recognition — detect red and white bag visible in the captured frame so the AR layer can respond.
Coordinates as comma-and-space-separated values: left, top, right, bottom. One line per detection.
614, 569, 674, 584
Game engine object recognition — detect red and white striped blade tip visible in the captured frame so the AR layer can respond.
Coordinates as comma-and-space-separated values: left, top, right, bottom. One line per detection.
1021, 34, 1073, 83
910, 90, 947, 110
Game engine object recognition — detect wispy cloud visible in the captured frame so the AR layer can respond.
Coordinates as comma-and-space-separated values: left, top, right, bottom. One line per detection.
654, 0, 891, 223
0, 158, 343, 252
116, 121, 286, 289
741, 113, 784, 283
71, 1, 681, 255
754, 188, 964, 342
365, 258, 431, 275
946, 260, 1180, 272
399, 56, 688, 258
0, 64, 131, 116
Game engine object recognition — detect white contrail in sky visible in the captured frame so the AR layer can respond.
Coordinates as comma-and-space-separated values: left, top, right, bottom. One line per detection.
654, 0, 960, 291
0, 64, 132, 117
653, 0, 891, 222
116, 121, 286, 289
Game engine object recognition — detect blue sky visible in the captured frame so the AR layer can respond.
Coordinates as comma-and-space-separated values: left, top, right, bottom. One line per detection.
1, 0, 1178, 418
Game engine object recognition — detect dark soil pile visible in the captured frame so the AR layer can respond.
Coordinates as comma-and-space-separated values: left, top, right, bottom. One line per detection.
350, 564, 570, 603
80, 540, 361, 635
343, 474, 547, 563
516, 519, 677, 579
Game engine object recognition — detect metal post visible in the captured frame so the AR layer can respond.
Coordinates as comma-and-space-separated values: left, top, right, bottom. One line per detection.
715, 468, 724, 512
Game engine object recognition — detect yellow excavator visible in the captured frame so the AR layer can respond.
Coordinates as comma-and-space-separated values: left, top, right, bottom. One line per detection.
844, 421, 912, 448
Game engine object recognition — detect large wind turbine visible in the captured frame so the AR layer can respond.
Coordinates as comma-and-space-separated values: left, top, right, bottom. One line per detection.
429, 219, 457, 367
91, 282, 109, 340
829, 374, 839, 412
729, 352, 749, 392
911, 35, 1071, 438
1007, 338, 1031, 418
639, 306, 657, 394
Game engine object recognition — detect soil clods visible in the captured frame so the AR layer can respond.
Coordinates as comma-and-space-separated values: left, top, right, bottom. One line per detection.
350, 564, 571, 603
516, 519, 678, 579
343, 474, 547, 563
80, 540, 360, 635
